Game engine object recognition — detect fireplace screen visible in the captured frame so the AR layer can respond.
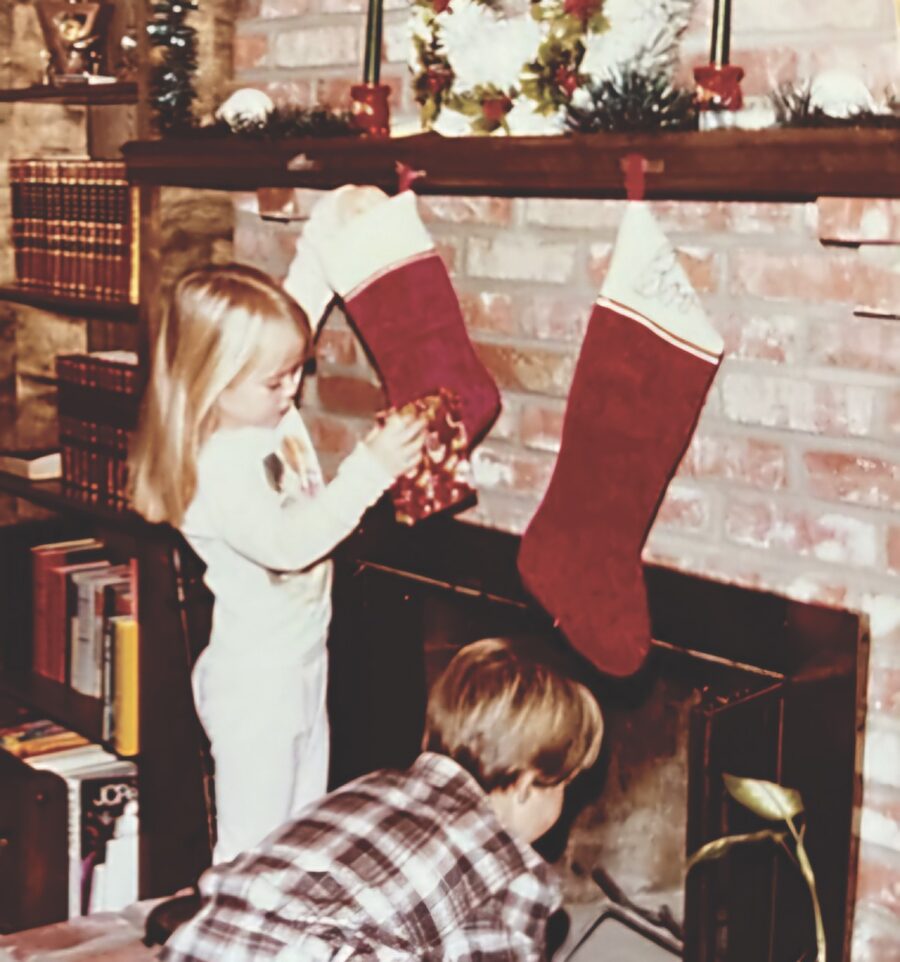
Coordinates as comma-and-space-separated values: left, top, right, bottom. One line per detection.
328, 510, 865, 962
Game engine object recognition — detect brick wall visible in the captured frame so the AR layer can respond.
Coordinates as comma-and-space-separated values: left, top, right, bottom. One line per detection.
230, 0, 900, 955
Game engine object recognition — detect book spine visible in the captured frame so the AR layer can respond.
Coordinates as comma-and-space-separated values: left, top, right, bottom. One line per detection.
113, 617, 139, 757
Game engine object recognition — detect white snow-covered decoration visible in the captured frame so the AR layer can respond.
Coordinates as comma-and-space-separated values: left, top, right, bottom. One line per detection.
216, 88, 275, 130
580, 0, 691, 82
808, 69, 879, 119
409, 0, 694, 135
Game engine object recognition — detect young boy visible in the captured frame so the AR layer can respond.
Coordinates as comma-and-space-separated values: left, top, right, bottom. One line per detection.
160, 637, 603, 962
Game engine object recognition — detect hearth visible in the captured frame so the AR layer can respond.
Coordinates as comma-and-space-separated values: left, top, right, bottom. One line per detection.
327, 505, 867, 962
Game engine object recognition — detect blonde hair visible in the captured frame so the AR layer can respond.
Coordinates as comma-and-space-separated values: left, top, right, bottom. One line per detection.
129, 263, 311, 526
423, 637, 603, 793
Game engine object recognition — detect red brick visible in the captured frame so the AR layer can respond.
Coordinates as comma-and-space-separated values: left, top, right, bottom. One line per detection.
320, 0, 364, 11
725, 202, 809, 235
889, 392, 900, 436
460, 289, 590, 344
655, 482, 712, 533
735, 0, 884, 31
720, 371, 877, 437
473, 342, 576, 398
233, 33, 269, 70
852, 920, 900, 962
471, 443, 555, 496
724, 498, 879, 567
715, 311, 803, 363
869, 661, 900, 714
817, 199, 900, 244
484, 403, 520, 444
466, 236, 577, 284
523, 198, 624, 230
459, 291, 517, 337
518, 401, 566, 453
857, 838, 900, 920
316, 328, 357, 367
316, 374, 385, 415
272, 25, 359, 69
259, 0, 311, 15
676, 246, 719, 293
434, 237, 462, 274
520, 295, 591, 343
233, 216, 295, 279
419, 196, 513, 226
303, 410, 365, 462
804, 450, 900, 510
812, 314, 900, 376
260, 79, 315, 108
730, 246, 900, 312
680, 433, 787, 489
648, 201, 730, 233
888, 526, 900, 575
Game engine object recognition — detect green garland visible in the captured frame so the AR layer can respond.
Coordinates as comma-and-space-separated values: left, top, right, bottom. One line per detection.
771, 81, 900, 128
147, 0, 200, 133
566, 68, 698, 133
203, 106, 360, 139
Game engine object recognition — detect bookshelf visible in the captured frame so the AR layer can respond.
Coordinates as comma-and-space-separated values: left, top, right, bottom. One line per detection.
0, 468, 213, 912
0, 668, 103, 742
0, 286, 139, 323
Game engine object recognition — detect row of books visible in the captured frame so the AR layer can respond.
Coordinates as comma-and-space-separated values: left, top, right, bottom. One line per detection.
8, 158, 137, 304
1, 718, 138, 917
57, 350, 140, 508
32, 536, 139, 755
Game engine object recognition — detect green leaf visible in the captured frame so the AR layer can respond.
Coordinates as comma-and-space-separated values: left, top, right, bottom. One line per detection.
723, 773, 804, 822
686, 829, 786, 871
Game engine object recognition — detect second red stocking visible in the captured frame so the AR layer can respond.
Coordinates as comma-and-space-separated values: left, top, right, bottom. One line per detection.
518, 203, 724, 677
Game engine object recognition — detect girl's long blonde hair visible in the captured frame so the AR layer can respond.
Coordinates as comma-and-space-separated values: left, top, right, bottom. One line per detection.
129, 263, 311, 527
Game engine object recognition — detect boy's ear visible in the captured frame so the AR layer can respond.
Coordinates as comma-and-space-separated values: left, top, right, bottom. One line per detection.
515, 770, 537, 803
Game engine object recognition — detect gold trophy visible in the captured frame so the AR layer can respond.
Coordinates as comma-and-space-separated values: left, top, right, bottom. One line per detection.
35, 0, 112, 84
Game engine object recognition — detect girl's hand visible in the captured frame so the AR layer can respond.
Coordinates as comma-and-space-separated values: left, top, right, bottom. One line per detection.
365, 412, 427, 479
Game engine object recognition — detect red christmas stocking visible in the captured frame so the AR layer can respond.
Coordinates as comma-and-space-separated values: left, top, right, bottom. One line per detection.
518, 203, 724, 677
293, 186, 501, 446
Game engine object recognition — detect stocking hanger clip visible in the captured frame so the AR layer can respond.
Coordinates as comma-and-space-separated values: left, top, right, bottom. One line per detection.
619, 152, 664, 201
396, 161, 427, 193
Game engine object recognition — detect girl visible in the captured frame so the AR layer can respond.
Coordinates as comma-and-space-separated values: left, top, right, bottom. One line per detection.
130, 263, 425, 864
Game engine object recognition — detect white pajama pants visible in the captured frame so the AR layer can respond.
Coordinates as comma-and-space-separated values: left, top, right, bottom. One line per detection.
192, 644, 330, 865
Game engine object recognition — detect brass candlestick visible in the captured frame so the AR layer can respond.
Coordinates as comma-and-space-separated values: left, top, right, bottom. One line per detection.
350, 0, 391, 136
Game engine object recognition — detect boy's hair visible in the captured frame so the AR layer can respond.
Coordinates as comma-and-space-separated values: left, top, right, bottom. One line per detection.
129, 263, 312, 526
423, 637, 603, 793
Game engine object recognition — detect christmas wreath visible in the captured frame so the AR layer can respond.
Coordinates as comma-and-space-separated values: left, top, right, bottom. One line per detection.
409, 0, 695, 135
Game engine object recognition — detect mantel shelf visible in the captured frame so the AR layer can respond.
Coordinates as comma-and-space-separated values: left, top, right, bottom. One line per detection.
0, 82, 137, 106
123, 127, 900, 200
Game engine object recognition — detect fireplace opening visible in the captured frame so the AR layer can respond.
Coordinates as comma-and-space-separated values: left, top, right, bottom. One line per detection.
327, 507, 866, 962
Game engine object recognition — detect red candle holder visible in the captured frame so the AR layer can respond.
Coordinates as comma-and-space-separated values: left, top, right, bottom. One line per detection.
693, 64, 744, 111
350, 82, 391, 138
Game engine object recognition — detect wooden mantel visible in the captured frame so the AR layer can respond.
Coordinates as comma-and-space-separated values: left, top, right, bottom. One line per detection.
122, 126, 900, 200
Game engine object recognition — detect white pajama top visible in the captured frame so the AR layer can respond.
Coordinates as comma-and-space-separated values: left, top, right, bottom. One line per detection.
182, 407, 393, 666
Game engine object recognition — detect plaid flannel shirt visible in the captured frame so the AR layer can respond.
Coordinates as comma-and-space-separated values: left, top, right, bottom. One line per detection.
161, 753, 561, 962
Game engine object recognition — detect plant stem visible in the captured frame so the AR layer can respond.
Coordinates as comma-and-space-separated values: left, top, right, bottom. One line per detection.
787, 819, 826, 962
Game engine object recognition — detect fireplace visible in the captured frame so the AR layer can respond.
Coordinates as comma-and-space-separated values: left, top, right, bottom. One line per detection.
327, 504, 867, 962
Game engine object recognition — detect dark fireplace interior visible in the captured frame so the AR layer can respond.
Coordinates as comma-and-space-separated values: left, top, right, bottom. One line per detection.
326, 505, 867, 962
